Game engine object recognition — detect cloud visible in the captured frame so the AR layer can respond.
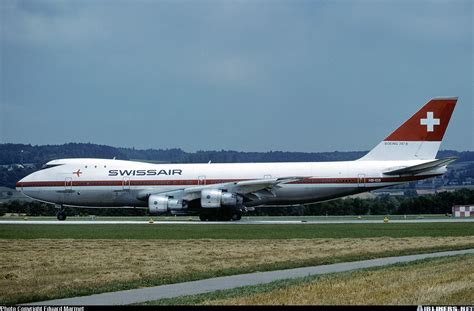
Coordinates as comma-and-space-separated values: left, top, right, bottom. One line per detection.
1, 0, 107, 46
348, 0, 472, 44
193, 57, 261, 86
1, 0, 472, 151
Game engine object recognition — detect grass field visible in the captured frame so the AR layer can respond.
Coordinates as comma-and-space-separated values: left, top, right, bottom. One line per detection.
1, 222, 474, 239
147, 254, 474, 305
1, 222, 473, 304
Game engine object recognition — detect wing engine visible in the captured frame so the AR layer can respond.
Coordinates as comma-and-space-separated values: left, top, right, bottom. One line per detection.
148, 194, 186, 214
141, 176, 308, 218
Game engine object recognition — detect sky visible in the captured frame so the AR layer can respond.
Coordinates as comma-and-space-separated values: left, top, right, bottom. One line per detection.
1, 0, 473, 152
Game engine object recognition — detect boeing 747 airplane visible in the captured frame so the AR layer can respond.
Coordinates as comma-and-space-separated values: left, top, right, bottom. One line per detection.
16, 97, 458, 221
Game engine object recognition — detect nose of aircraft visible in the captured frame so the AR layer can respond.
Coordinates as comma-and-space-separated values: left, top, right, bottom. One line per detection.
16, 174, 31, 192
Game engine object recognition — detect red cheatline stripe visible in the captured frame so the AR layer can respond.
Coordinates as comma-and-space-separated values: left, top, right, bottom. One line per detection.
16, 175, 440, 188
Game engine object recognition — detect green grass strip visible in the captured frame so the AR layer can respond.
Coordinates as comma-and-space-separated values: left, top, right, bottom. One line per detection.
1, 222, 474, 239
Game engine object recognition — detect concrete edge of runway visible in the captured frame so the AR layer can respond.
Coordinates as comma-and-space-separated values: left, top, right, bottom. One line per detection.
1, 218, 474, 225
26, 248, 474, 305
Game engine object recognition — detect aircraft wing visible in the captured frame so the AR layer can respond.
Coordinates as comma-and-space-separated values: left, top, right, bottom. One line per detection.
383, 157, 457, 176
184, 176, 305, 195
137, 177, 307, 201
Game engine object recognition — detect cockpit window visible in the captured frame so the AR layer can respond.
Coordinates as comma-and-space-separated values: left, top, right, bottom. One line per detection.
39, 164, 63, 170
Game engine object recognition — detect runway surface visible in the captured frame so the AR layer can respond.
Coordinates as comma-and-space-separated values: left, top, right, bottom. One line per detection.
2, 218, 474, 225
27, 248, 474, 305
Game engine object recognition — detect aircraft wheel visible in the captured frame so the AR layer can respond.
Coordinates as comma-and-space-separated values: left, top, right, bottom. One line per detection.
225, 212, 234, 221
57, 211, 67, 221
232, 212, 242, 221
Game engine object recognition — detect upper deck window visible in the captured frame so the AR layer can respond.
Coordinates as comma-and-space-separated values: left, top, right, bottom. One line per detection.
39, 164, 63, 170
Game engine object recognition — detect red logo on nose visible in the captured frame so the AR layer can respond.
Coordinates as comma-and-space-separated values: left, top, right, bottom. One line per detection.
73, 169, 82, 177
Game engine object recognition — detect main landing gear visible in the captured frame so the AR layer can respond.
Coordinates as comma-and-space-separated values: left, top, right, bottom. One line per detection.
199, 208, 242, 221
56, 205, 67, 221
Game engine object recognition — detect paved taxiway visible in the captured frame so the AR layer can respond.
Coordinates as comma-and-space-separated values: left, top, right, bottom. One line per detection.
27, 248, 474, 305
1, 218, 474, 225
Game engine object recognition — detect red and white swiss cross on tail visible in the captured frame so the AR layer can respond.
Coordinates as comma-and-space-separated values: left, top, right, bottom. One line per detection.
360, 97, 457, 161
384, 98, 457, 142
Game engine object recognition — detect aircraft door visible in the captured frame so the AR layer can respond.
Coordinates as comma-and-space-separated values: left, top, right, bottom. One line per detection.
198, 176, 206, 185
122, 177, 131, 190
62, 177, 74, 204
357, 174, 366, 188
64, 177, 73, 191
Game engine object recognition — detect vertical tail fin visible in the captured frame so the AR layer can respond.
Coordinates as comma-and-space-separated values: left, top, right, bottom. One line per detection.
359, 97, 457, 161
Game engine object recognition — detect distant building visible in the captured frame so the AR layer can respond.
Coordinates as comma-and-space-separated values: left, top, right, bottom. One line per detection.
416, 189, 436, 196
439, 185, 474, 192
0, 187, 14, 196
0, 187, 32, 203
0, 163, 36, 170
452, 205, 474, 217
346, 192, 377, 199
372, 189, 405, 196
463, 178, 473, 185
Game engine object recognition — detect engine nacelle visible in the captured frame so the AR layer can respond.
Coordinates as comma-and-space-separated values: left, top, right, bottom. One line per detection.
201, 189, 243, 208
148, 195, 185, 214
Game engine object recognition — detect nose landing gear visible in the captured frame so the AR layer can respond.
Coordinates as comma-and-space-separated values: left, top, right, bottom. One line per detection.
56, 205, 67, 221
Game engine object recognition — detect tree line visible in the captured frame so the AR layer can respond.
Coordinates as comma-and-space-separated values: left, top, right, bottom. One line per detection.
254, 188, 474, 216
1, 143, 473, 165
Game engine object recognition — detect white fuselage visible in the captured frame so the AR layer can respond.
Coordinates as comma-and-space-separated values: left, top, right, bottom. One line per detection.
16, 158, 443, 208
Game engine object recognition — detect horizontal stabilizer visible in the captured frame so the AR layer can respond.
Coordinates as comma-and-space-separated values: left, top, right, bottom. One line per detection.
383, 157, 457, 176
